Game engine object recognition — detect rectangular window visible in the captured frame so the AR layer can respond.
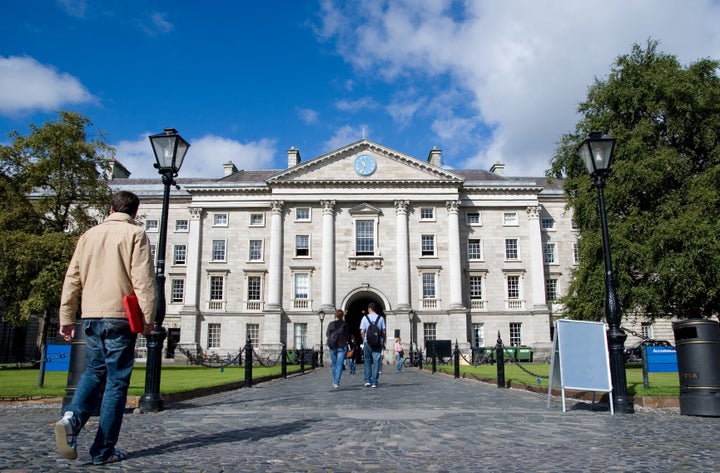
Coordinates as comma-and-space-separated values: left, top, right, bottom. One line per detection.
543, 243, 556, 264
509, 322, 522, 347
641, 322, 653, 339
175, 219, 189, 232
249, 240, 263, 261
145, 219, 158, 232
421, 234, 436, 257
420, 207, 435, 220
505, 239, 519, 260
212, 240, 226, 262
208, 323, 221, 349
246, 323, 260, 347
507, 275, 520, 300
423, 323, 437, 343
503, 212, 518, 226
356, 220, 374, 256
249, 213, 264, 226
295, 235, 310, 257
150, 244, 156, 263
466, 211, 481, 225
472, 323, 485, 348
294, 273, 309, 299
296, 207, 310, 221
545, 278, 558, 302
573, 243, 579, 265
247, 276, 262, 301
468, 239, 482, 260
469, 275, 484, 300
171, 278, 185, 303
294, 323, 307, 349
213, 213, 228, 227
422, 273, 436, 299
173, 244, 187, 265
541, 217, 555, 230
209, 275, 224, 309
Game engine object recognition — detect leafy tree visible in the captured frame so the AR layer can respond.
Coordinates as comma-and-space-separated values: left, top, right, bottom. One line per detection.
0, 111, 114, 359
549, 40, 720, 321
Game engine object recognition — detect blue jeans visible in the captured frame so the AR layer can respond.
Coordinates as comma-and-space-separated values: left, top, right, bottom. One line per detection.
345, 356, 356, 374
363, 344, 382, 386
395, 353, 403, 372
329, 347, 348, 385
67, 319, 136, 462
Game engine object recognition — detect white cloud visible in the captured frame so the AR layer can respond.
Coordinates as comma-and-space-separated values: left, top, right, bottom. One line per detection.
323, 125, 369, 152
0, 56, 96, 116
114, 133, 277, 179
317, 0, 720, 175
335, 97, 378, 112
297, 107, 319, 124
57, 0, 87, 18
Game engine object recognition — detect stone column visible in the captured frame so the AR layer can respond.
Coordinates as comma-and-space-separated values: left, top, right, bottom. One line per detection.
320, 200, 336, 311
526, 206, 547, 308
267, 200, 284, 309
395, 200, 411, 310
446, 200, 464, 309
179, 207, 203, 349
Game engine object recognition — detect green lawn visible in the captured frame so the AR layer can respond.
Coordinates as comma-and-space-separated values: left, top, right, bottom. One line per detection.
0, 365, 301, 399
435, 363, 680, 397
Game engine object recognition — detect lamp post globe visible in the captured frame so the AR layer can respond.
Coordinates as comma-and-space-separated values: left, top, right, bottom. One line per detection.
139, 128, 190, 413
579, 131, 632, 414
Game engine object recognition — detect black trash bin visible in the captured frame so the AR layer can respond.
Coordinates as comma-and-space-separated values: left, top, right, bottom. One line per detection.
673, 318, 720, 416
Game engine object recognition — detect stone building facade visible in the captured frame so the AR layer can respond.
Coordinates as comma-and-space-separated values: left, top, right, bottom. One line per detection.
112, 139, 579, 362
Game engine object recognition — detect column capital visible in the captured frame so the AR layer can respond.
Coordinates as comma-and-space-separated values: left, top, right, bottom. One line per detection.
271, 200, 284, 213
445, 200, 461, 213
394, 200, 409, 214
526, 205, 540, 219
188, 207, 203, 219
320, 200, 336, 213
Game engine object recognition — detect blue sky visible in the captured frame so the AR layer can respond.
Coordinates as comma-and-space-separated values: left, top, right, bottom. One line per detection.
1, 1, 720, 179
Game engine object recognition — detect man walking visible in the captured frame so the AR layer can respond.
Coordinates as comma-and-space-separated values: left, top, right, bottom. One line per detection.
326, 309, 349, 388
54, 191, 156, 465
360, 302, 386, 388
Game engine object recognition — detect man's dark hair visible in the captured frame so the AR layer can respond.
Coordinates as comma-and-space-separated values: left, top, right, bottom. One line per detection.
111, 191, 140, 217
368, 302, 378, 313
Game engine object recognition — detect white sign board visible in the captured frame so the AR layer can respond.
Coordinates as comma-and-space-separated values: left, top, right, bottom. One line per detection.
547, 319, 614, 414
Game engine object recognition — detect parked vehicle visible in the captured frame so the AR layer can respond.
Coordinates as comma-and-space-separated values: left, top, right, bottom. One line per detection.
624, 339, 673, 362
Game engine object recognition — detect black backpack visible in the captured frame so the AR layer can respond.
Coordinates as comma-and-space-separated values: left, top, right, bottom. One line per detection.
365, 315, 382, 348
327, 321, 345, 349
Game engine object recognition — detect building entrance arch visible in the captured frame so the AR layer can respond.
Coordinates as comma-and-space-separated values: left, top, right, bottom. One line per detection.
343, 293, 385, 348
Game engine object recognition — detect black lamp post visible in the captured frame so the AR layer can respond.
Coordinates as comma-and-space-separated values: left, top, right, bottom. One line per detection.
139, 128, 190, 413
318, 310, 325, 367
408, 310, 415, 364
578, 131, 633, 414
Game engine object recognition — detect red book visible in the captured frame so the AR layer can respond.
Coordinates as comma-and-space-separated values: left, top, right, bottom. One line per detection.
123, 295, 145, 334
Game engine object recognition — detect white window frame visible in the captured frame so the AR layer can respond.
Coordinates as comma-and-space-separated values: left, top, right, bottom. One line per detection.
545, 278, 558, 302
472, 323, 485, 348
173, 244, 187, 265
211, 239, 227, 262
469, 273, 486, 310
295, 207, 311, 222
170, 278, 185, 304
509, 322, 523, 347
355, 218, 377, 256
246, 323, 260, 347
208, 273, 226, 311
207, 323, 221, 349
293, 272, 310, 310
294, 323, 308, 349
468, 239, 483, 260
503, 212, 518, 226
423, 322, 437, 344
421, 234, 436, 257
543, 242, 556, 264
248, 239, 264, 262
419, 207, 435, 221
249, 213, 265, 227
541, 217, 555, 231
419, 271, 439, 309
505, 273, 525, 309
466, 211, 482, 226
573, 242, 579, 265
295, 234, 310, 257
145, 219, 158, 232
245, 274, 263, 311
213, 213, 228, 227
505, 239, 519, 261
175, 219, 189, 232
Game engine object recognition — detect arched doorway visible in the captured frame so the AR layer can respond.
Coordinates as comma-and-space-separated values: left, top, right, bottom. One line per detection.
344, 293, 385, 353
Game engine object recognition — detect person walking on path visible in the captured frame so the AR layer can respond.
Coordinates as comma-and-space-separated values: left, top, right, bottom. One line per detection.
326, 309, 350, 388
360, 302, 386, 388
345, 333, 358, 374
54, 191, 156, 465
394, 337, 404, 372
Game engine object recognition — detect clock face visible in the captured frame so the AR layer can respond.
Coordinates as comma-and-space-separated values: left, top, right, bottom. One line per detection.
354, 154, 377, 176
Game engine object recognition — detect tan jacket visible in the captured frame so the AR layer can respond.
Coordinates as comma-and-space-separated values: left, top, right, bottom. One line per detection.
59, 212, 156, 326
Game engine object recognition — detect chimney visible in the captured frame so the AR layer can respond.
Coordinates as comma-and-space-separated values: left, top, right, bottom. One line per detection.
107, 159, 131, 180
490, 161, 505, 175
223, 161, 238, 177
287, 147, 301, 168
427, 146, 442, 167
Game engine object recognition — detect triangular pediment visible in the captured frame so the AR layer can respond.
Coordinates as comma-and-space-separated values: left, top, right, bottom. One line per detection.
267, 139, 463, 186
348, 203, 383, 216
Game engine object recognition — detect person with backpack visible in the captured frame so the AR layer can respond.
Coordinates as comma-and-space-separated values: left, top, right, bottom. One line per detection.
326, 309, 350, 388
360, 302, 386, 388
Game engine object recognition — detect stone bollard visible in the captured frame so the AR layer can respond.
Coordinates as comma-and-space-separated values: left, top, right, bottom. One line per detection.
496, 331, 506, 388
281, 344, 287, 379
454, 340, 460, 379
244, 334, 253, 388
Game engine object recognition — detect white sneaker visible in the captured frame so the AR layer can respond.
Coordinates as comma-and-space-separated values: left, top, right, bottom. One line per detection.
55, 411, 78, 460
333, 384, 339, 388
364, 382, 371, 387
